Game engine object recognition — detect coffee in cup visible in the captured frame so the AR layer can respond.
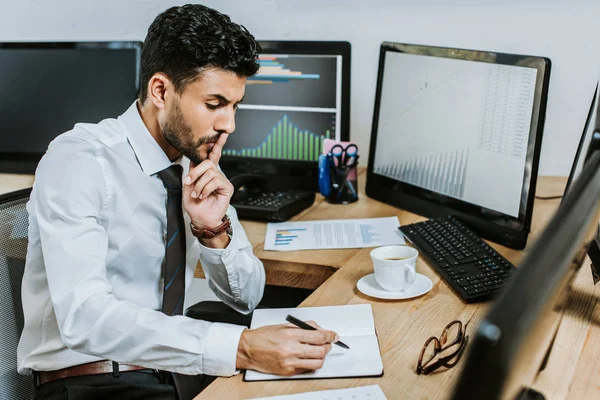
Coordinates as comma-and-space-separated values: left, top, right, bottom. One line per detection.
370, 245, 418, 292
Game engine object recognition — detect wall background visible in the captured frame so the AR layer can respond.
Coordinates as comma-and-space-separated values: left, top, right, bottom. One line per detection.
1, 0, 599, 176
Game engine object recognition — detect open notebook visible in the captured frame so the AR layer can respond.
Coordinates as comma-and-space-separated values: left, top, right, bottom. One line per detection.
244, 304, 383, 381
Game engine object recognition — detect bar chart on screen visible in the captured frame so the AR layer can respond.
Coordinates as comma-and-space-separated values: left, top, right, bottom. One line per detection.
222, 112, 333, 162
375, 148, 469, 199
223, 52, 341, 162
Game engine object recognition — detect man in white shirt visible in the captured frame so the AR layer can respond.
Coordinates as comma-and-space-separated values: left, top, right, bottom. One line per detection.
18, 4, 338, 399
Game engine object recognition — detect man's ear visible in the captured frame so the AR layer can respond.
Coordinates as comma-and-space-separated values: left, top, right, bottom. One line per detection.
146, 72, 172, 110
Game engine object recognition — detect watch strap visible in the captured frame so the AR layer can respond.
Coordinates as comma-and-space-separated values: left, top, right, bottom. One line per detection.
190, 215, 232, 239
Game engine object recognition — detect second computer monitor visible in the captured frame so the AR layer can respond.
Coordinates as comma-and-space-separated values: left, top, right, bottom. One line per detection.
219, 41, 351, 192
366, 42, 551, 249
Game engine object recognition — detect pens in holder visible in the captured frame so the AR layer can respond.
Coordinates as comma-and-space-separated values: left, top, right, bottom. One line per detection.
286, 314, 350, 349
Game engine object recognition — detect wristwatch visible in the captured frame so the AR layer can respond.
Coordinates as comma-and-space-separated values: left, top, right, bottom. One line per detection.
190, 215, 233, 240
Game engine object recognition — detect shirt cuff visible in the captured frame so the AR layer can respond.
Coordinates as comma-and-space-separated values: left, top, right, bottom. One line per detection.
197, 230, 238, 265
202, 323, 246, 376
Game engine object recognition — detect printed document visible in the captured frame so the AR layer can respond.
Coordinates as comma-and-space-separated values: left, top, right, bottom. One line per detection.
264, 216, 404, 251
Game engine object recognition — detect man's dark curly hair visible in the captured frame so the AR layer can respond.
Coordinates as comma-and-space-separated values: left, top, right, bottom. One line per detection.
138, 4, 261, 102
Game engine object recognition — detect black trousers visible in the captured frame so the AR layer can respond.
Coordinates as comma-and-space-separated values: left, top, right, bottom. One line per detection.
34, 370, 216, 400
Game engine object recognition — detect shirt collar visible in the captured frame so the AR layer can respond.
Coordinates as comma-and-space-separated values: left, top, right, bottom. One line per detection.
119, 101, 173, 176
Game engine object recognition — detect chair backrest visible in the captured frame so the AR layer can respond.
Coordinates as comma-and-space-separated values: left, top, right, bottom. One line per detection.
0, 188, 34, 400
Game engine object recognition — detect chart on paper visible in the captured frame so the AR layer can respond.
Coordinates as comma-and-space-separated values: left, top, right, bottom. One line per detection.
264, 217, 404, 251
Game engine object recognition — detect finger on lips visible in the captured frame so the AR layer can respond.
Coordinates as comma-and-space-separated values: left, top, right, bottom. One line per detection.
208, 133, 228, 164
183, 134, 229, 199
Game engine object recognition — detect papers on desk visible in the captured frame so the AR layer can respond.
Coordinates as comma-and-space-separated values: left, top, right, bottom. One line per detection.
252, 385, 387, 400
244, 304, 383, 381
264, 216, 404, 251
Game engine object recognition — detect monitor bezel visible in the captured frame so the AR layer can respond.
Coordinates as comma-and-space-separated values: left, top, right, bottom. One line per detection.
0, 41, 142, 173
365, 42, 551, 249
219, 40, 351, 192
564, 83, 598, 196
451, 148, 600, 399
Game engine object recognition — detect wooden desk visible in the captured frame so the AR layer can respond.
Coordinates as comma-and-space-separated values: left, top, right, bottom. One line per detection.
197, 169, 600, 400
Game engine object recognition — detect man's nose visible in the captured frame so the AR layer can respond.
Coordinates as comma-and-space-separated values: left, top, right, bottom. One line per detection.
216, 109, 236, 134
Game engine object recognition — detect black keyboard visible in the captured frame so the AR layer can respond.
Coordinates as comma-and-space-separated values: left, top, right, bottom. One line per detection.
399, 215, 516, 303
232, 190, 315, 222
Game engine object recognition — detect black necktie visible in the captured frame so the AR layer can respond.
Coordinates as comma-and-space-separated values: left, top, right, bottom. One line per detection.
157, 165, 186, 316
158, 165, 208, 399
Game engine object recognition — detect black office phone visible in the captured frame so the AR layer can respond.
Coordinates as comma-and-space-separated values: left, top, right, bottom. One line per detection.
229, 175, 315, 222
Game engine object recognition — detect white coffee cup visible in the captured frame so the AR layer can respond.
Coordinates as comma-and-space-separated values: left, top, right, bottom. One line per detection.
370, 245, 418, 292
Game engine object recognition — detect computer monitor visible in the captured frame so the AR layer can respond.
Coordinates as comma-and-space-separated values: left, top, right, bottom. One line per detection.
365, 42, 551, 249
0, 42, 141, 174
564, 82, 599, 196
451, 149, 600, 400
219, 41, 351, 192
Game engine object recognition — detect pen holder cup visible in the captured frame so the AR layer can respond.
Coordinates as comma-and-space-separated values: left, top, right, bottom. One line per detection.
326, 163, 358, 205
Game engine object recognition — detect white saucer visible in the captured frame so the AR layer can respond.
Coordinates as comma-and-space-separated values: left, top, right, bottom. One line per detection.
357, 273, 433, 300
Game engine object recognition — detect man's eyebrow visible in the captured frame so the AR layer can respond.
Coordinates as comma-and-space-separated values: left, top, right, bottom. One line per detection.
207, 94, 245, 103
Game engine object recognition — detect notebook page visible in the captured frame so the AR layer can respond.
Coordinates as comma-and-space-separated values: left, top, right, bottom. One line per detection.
245, 304, 383, 381
250, 304, 376, 337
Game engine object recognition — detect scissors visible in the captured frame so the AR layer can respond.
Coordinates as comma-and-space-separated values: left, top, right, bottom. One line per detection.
327, 144, 360, 200
329, 144, 358, 169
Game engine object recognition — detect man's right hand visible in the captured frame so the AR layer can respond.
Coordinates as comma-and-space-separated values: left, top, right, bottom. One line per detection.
236, 322, 339, 376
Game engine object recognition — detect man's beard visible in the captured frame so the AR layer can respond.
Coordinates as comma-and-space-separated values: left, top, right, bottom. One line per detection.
162, 101, 221, 164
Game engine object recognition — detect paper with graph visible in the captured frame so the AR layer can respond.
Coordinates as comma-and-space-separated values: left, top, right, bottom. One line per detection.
263, 216, 404, 251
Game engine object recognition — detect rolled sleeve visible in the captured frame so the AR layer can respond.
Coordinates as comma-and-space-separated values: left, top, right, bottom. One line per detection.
201, 323, 246, 376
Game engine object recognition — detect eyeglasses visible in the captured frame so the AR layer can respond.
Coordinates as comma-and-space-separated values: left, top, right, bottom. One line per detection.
416, 320, 470, 375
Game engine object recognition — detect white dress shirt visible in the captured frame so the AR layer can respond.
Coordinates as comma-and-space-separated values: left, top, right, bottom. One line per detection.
17, 102, 265, 376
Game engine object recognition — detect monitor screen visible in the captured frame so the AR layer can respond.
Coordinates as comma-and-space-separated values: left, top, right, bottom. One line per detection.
219, 41, 351, 192
451, 148, 600, 400
0, 42, 141, 174
366, 42, 551, 249
564, 83, 599, 196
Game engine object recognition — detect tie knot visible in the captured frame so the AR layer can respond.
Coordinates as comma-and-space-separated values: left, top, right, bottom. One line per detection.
157, 165, 184, 189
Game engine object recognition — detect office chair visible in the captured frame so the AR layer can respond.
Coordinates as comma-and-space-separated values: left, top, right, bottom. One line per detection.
0, 188, 34, 400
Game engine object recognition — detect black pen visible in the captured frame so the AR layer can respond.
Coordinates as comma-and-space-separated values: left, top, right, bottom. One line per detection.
286, 314, 350, 349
